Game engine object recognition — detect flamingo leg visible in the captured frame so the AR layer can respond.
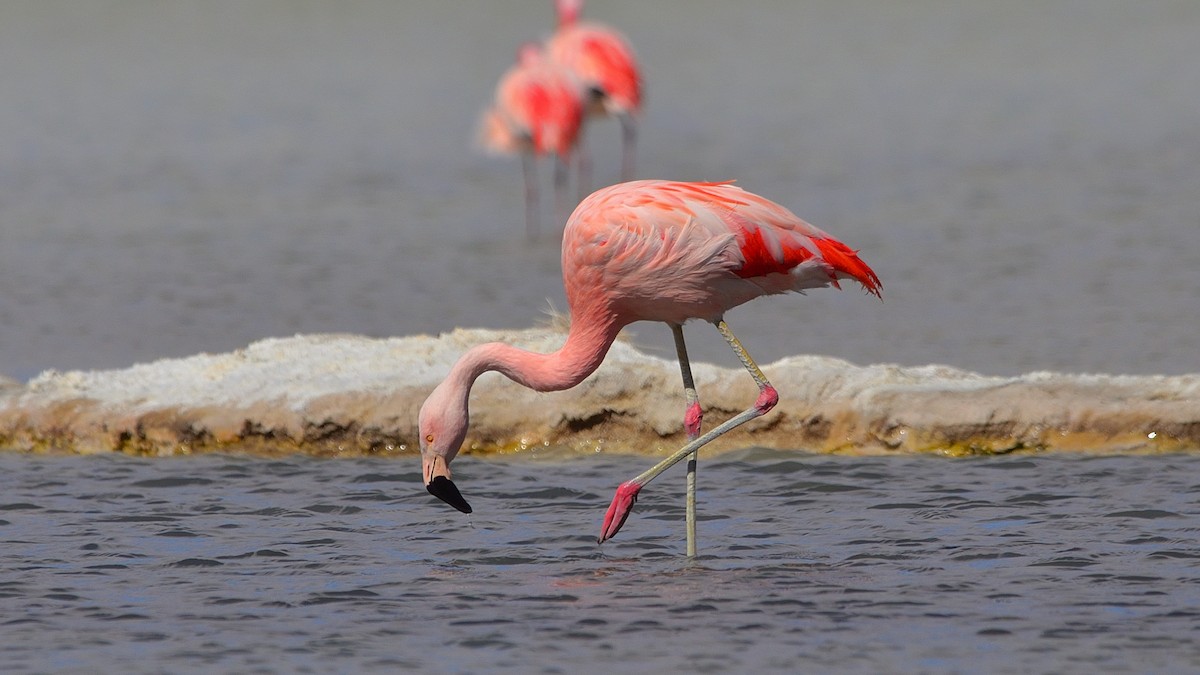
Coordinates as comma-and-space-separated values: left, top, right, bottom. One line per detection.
670, 324, 703, 558
576, 141, 592, 203
619, 113, 637, 182
553, 154, 570, 229
522, 152, 539, 239
599, 318, 779, 545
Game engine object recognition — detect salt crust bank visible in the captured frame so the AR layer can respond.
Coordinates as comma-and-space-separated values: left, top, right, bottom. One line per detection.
0, 328, 1196, 457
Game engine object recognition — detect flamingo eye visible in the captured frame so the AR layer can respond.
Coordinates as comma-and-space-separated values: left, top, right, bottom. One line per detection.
425, 434, 435, 443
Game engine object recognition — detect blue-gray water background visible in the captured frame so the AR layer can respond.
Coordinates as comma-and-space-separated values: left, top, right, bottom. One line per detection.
1, 0, 1197, 381
3, 2, 1200, 673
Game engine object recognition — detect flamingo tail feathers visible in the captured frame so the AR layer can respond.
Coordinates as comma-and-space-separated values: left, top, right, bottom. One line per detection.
812, 237, 882, 298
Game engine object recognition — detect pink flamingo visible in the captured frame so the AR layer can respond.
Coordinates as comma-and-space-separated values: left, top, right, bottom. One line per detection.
479, 42, 585, 237
419, 180, 881, 555
545, 0, 643, 186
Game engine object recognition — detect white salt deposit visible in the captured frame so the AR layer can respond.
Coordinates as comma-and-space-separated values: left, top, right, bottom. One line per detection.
1, 328, 1197, 456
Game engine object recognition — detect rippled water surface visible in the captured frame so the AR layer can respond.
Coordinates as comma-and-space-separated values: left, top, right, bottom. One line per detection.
2, 450, 1199, 673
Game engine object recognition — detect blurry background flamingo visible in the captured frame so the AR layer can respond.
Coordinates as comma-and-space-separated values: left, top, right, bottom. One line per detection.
546, 0, 643, 191
479, 42, 584, 238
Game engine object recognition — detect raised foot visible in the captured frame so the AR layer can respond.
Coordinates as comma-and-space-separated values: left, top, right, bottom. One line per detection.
598, 480, 642, 544
684, 401, 703, 439
756, 385, 779, 414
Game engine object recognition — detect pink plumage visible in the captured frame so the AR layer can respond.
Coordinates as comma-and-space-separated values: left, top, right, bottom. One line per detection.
479, 42, 585, 237
479, 43, 583, 160
419, 180, 880, 550
546, 0, 643, 181
546, 2, 642, 117
562, 180, 880, 324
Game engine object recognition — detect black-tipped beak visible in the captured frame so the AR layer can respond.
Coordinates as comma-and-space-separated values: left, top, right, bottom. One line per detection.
427, 476, 473, 514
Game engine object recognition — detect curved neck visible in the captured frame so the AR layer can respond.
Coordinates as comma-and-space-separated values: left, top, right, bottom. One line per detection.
450, 311, 621, 396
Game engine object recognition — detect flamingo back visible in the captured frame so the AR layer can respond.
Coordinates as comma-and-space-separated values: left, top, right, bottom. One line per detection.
547, 23, 642, 116
562, 181, 880, 324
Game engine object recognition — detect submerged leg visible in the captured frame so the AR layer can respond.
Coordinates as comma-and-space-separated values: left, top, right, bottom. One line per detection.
599, 318, 779, 544
522, 152, 539, 239
671, 324, 702, 557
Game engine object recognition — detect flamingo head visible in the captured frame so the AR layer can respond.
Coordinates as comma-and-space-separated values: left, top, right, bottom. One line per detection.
555, 0, 583, 26
417, 384, 473, 514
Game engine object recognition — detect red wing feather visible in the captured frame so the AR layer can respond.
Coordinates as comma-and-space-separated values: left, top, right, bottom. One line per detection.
734, 226, 816, 279
734, 224, 881, 298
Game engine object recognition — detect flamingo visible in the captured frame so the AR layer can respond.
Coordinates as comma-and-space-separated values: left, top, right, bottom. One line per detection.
545, 0, 643, 187
479, 42, 585, 238
419, 180, 881, 555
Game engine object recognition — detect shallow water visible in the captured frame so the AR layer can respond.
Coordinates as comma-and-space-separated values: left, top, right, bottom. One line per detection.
2, 450, 1199, 673
2, 1, 1199, 381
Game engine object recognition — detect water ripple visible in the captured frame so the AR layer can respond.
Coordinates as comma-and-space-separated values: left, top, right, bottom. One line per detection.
0, 451, 1199, 673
